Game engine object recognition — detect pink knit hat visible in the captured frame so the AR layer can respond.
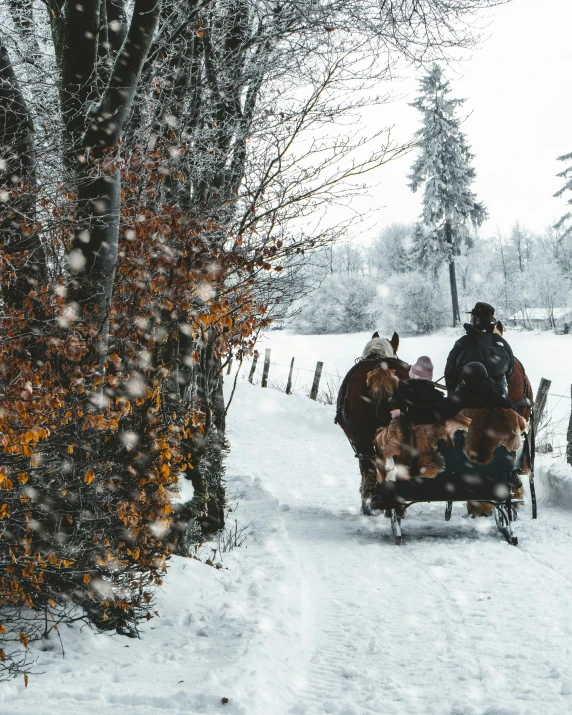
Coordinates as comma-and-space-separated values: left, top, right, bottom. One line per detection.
409, 356, 434, 380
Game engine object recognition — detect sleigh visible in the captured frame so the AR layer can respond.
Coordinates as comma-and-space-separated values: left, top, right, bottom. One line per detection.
335, 332, 536, 545
374, 410, 531, 546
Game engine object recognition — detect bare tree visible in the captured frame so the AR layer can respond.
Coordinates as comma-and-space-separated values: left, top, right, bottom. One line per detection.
0, 0, 506, 678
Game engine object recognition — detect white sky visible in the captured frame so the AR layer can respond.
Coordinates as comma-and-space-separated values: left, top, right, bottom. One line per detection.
346, 0, 572, 242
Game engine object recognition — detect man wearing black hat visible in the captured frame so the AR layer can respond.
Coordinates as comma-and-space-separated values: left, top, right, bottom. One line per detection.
444, 302, 514, 398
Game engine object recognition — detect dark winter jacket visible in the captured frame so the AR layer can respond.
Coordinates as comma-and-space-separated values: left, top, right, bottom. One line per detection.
444, 324, 514, 395
438, 376, 516, 418
389, 379, 449, 425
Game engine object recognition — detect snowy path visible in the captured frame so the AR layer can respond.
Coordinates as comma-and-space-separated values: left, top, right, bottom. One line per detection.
2, 379, 572, 714
227, 383, 572, 715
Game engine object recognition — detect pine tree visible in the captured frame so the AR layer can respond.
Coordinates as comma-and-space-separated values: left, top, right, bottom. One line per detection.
409, 64, 487, 327
554, 152, 572, 236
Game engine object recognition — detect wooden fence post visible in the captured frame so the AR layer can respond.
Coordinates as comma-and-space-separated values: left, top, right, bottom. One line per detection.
286, 358, 295, 395
533, 377, 551, 432
567, 384, 572, 466
248, 350, 259, 384
261, 349, 271, 388
310, 361, 323, 401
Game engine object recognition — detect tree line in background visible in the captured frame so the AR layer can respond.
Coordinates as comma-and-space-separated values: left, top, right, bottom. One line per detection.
0, 0, 504, 680
289, 221, 572, 335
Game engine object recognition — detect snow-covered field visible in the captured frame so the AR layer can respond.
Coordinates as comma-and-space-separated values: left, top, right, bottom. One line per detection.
2, 330, 572, 714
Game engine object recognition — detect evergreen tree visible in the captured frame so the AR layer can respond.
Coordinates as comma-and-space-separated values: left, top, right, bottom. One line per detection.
554, 151, 572, 237
409, 64, 487, 326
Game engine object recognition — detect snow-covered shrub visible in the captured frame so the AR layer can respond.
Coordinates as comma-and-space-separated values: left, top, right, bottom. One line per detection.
290, 274, 377, 334
366, 223, 415, 275
374, 271, 449, 335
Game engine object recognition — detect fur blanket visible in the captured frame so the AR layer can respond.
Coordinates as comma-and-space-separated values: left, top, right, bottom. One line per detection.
375, 408, 526, 480
375, 414, 470, 479
460, 408, 527, 465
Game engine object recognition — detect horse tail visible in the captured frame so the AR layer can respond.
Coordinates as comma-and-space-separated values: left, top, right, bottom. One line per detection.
366, 365, 399, 405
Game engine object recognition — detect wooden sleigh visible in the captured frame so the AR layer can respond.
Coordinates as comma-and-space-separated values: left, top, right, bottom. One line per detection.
373, 408, 532, 546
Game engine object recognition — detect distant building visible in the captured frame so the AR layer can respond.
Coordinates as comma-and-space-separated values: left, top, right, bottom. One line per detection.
507, 308, 572, 331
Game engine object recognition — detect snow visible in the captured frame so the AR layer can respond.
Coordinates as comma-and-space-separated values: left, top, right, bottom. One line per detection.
3, 329, 572, 714
536, 460, 572, 510
0, 469, 304, 715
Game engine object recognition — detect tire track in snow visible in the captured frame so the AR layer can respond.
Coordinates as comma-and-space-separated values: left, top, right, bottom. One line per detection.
296, 600, 365, 714
394, 509, 572, 712
287, 507, 490, 715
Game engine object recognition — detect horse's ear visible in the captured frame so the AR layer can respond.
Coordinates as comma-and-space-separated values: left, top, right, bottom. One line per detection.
371, 331, 379, 339
390, 332, 399, 353
494, 320, 504, 336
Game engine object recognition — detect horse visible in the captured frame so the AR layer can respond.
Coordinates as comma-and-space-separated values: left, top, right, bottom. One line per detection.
336, 332, 410, 514
496, 320, 534, 478
493, 321, 534, 424
466, 320, 533, 517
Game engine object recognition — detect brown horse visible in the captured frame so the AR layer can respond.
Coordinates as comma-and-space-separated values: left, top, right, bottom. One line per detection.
336, 332, 410, 514
497, 321, 534, 480
492, 321, 534, 422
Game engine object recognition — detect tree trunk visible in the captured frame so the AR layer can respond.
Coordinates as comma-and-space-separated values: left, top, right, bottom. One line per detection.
0, 37, 44, 308
448, 259, 461, 327
567, 384, 572, 467
61, 0, 161, 330
69, 168, 121, 316
445, 221, 461, 327
498, 234, 509, 312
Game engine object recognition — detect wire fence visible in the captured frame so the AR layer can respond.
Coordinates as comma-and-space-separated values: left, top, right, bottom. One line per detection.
237, 356, 343, 405
233, 353, 572, 463
536, 389, 572, 461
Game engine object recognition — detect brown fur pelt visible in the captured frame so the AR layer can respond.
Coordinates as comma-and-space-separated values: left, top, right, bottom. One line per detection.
467, 485, 525, 517
466, 500, 494, 517
366, 365, 399, 405
375, 414, 470, 480
460, 408, 527, 465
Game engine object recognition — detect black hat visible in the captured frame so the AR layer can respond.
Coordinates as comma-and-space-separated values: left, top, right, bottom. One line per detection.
463, 362, 488, 383
466, 302, 495, 323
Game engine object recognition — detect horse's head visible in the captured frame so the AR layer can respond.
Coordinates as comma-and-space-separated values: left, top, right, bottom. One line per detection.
361, 331, 399, 360
494, 320, 504, 336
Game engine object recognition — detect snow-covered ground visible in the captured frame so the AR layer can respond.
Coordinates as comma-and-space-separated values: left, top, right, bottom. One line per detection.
2, 330, 572, 714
